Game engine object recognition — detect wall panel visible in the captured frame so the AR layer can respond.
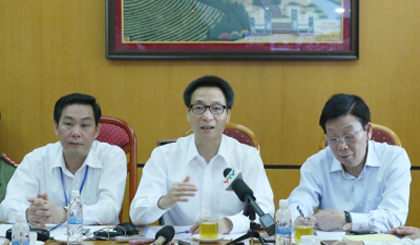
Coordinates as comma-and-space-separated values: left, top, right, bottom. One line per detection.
1, 0, 420, 228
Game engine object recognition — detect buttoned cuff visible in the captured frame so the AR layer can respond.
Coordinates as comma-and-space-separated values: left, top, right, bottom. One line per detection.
226, 214, 250, 234
350, 212, 369, 231
150, 199, 168, 222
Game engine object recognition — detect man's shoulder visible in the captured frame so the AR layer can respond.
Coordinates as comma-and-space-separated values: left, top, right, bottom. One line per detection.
369, 141, 409, 165
91, 140, 125, 155
26, 141, 62, 157
223, 135, 259, 154
370, 140, 405, 153
153, 136, 190, 154
306, 147, 333, 163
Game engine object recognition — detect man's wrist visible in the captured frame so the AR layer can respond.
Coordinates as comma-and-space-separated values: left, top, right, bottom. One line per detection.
157, 196, 168, 210
61, 207, 68, 223
342, 211, 352, 231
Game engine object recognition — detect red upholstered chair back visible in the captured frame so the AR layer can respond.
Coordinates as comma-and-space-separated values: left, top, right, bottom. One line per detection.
96, 116, 137, 220
319, 123, 402, 150
185, 123, 260, 151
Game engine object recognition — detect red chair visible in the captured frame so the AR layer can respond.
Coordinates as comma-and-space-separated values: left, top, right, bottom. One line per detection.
319, 123, 402, 150
185, 122, 260, 151
96, 116, 137, 220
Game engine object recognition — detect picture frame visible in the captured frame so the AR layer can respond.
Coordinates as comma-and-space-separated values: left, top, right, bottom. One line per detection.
106, 0, 359, 60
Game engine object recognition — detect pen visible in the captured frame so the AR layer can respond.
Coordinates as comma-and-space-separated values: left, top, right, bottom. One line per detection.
175, 231, 190, 234
296, 206, 317, 236
296, 206, 307, 220
48, 224, 61, 232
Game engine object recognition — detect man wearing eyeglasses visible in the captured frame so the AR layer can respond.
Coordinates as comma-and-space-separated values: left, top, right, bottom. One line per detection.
130, 75, 274, 234
288, 94, 411, 232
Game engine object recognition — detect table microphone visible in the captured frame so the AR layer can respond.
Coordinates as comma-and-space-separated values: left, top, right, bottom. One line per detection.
152, 226, 175, 245
223, 168, 276, 236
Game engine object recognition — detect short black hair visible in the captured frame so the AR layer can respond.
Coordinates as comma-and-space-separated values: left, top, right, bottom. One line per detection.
183, 75, 235, 109
319, 93, 370, 134
54, 93, 101, 126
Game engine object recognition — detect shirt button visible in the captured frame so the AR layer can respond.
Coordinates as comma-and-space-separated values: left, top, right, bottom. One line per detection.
358, 202, 361, 206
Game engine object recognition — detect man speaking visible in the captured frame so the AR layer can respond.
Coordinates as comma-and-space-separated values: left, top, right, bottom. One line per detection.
130, 76, 274, 234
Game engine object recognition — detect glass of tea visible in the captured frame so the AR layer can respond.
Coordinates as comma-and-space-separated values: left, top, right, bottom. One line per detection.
199, 216, 218, 238
294, 219, 315, 243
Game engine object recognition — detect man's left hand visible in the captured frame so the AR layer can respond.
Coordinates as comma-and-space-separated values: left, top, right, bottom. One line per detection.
27, 193, 67, 225
390, 226, 420, 240
313, 209, 345, 231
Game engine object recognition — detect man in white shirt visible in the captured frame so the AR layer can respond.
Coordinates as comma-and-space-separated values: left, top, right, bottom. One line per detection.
0, 93, 126, 226
288, 94, 411, 232
130, 75, 274, 234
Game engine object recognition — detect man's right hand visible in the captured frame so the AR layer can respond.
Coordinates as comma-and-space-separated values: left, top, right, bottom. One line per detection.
26, 193, 50, 228
158, 175, 198, 210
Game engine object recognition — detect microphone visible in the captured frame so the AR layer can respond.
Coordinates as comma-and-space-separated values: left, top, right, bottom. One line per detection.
152, 226, 175, 245
223, 168, 276, 236
223, 168, 243, 190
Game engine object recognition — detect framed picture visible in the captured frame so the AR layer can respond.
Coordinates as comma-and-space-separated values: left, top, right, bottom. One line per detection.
106, 0, 359, 60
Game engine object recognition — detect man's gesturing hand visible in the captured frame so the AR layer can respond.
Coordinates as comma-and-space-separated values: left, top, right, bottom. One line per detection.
158, 175, 198, 210
27, 193, 67, 228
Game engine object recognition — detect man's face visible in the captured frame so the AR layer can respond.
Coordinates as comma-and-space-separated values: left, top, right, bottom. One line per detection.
325, 114, 372, 169
54, 104, 100, 159
187, 87, 231, 144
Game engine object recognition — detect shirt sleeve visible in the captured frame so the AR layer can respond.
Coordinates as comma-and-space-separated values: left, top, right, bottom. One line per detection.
288, 158, 321, 222
226, 149, 275, 234
83, 146, 127, 224
129, 147, 168, 225
0, 153, 39, 223
351, 149, 411, 232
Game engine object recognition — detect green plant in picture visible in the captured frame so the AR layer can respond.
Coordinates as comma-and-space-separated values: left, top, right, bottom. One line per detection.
218, 33, 230, 40
241, 29, 250, 37
200, 0, 249, 41
314, 8, 323, 13
230, 31, 242, 40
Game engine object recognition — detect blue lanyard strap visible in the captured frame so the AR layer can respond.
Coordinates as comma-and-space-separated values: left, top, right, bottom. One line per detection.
60, 166, 89, 206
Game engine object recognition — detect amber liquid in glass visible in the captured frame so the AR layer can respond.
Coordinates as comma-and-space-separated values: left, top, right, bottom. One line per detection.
199, 222, 218, 238
294, 225, 314, 243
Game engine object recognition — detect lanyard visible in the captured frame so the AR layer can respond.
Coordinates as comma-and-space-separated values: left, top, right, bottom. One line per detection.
60, 166, 89, 206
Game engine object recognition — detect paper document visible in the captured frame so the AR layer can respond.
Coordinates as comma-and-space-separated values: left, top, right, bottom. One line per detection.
316, 231, 346, 240
344, 234, 400, 243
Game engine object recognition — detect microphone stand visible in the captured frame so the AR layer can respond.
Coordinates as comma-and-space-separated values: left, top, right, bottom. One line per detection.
227, 196, 268, 245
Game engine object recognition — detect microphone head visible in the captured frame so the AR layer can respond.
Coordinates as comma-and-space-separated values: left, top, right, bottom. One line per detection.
222, 168, 243, 191
223, 168, 232, 177
231, 179, 254, 202
155, 226, 175, 244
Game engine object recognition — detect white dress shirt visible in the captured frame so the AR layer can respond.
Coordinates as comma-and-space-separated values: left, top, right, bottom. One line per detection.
288, 141, 411, 232
0, 140, 127, 224
130, 134, 274, 233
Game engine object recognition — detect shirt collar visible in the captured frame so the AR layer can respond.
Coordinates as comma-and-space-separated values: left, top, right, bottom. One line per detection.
364, 140, 380, 167
185, 134, 231, 167
51, 141, 103, 173
329, 140, 379, 174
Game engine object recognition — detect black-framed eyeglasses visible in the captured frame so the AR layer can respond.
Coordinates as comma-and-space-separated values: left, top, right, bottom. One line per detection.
189, 104, 227, 114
